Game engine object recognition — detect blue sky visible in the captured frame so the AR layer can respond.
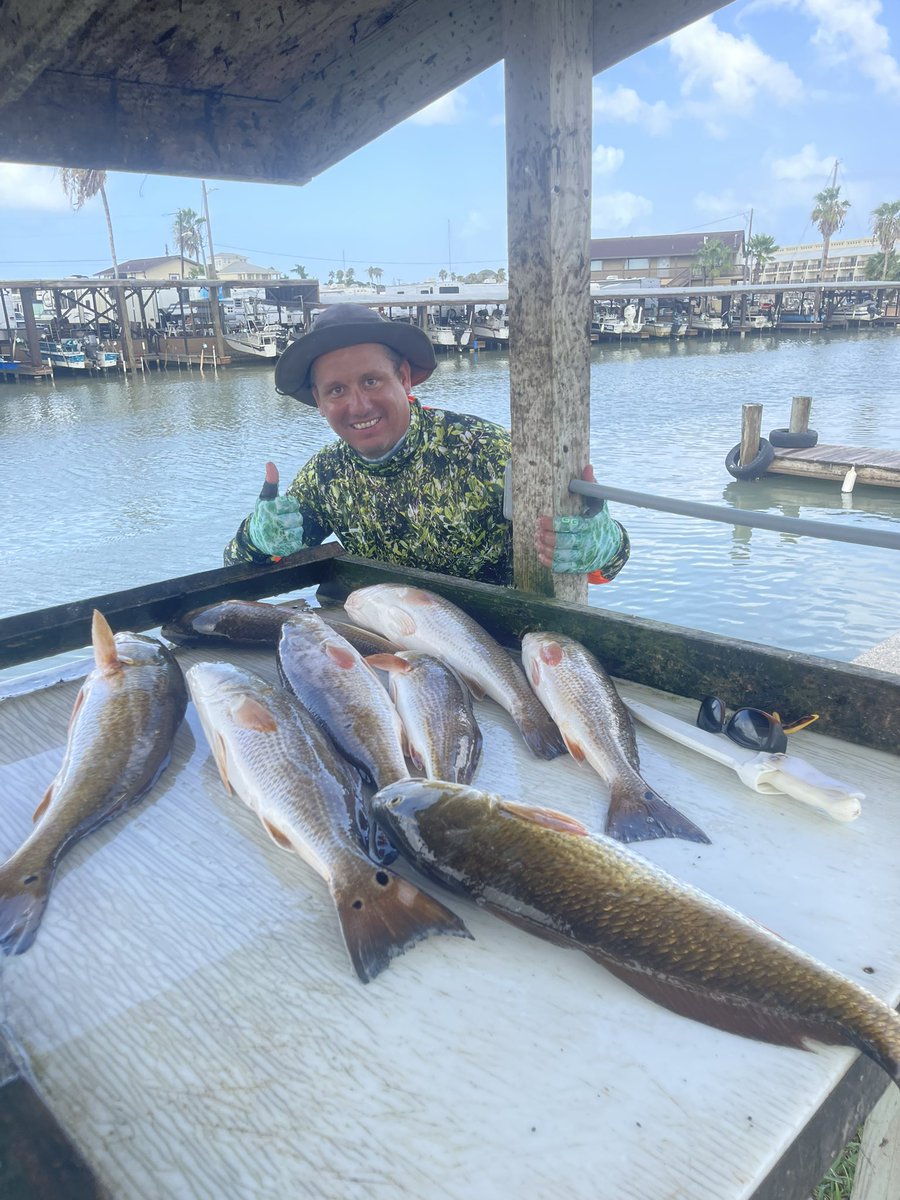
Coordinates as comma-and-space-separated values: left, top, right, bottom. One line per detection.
1, 0, 897, 282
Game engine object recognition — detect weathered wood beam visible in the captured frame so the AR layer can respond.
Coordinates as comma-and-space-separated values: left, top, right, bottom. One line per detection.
505, 0, 593, 600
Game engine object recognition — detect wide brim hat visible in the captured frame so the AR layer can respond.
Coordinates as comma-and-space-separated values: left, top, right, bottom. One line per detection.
275, 303, 436, 406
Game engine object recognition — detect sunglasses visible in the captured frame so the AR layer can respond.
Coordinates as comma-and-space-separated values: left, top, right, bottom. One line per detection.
696, 695, 819, 754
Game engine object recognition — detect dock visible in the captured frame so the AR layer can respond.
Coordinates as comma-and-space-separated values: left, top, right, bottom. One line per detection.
768, 444, 900, 488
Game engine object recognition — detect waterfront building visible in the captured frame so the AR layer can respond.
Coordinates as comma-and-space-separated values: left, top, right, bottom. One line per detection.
590, 230, 745, 286
757, 237, 898, 286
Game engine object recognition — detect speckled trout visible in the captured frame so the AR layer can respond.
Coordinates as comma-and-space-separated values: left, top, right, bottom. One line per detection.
344, 584, 565, 760
368, 651, 483, 784
277, 610, 410, 789
187, 662, 469, 982
522, 631, 709, 844
372, 779, 900, 1087
0, 611, 187, 955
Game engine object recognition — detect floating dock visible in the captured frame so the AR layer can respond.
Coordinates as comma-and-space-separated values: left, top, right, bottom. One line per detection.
769, 444, 900, 488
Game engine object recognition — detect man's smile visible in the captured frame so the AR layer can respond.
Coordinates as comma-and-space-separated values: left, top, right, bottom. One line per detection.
352, 416, 380, 430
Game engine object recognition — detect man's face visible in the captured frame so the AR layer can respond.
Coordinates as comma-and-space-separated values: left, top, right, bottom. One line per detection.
311, 343, 412, 458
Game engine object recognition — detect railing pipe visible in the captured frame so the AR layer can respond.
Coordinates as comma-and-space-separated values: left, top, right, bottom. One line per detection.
568, 480, 900, 551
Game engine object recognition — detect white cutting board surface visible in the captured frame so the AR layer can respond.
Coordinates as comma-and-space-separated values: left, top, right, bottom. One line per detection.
0, 634, 898, 1200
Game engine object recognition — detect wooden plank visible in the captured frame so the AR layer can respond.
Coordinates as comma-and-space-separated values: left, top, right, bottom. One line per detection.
850, 1087, 900, 1200
325, 555, 900, 753
505, 0, 593, 602
768, 445, 900, 487
0, 543, 341, 669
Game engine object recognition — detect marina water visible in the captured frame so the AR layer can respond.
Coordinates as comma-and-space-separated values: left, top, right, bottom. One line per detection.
2, 329, 898, 667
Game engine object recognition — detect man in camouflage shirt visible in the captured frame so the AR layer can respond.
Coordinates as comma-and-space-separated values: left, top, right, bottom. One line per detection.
224, 304, 629, 587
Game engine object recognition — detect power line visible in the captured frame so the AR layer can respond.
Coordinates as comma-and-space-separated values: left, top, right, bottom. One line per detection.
216, 241, 508, 267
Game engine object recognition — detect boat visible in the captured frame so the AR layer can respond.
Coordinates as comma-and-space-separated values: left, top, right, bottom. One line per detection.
594, 303, 644, 340
223, 319, 286, 360
0, 355, 20, 374
426, 310, 472, 351
83, 338, 119, 370
690, 312, 724, 333
843, 304, 880, 323
39, 337, 87, 370
472, 311, 510, 346
644, 316, 687, 339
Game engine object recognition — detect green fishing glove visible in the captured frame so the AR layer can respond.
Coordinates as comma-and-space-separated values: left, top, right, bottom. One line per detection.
247, 462, 306, 558
550, 505, 624, 575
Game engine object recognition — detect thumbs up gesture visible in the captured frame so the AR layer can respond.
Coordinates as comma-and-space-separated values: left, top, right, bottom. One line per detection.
247, 462, 306, 558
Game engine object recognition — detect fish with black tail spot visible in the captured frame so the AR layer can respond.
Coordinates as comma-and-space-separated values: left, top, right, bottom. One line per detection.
187, 662, 470, 982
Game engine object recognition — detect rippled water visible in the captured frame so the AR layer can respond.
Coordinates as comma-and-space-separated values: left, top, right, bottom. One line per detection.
2, 329, 898, 663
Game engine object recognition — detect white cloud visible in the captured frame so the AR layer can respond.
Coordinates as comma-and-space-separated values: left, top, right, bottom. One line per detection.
592, 191, 653, 233
771, 143, 834, 183
592, 85, 673, 135
803, 0, 900, 97
0, 163, 70, 211
409, 89, 468, 126
592, 145, 625, 175
668, 16, 802, 110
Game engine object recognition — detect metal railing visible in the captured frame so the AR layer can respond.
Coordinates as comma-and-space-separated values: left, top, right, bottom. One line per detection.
569, 480, 900, 551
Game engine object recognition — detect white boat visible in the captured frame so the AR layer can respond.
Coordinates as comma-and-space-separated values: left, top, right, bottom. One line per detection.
691, 312, 724, 332
472, 312, 510, 345
224, 320, 284, 360
83, 338, 119, 369
595, 303, 644, 339
40, 337, 87, 370
843, 305, 880, 323
426, 313, 472, 351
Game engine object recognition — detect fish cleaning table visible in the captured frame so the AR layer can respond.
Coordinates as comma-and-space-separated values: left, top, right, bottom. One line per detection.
1, 635, 898, 1200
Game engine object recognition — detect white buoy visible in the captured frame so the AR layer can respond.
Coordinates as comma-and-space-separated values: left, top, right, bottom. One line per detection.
841, 464, 858, 494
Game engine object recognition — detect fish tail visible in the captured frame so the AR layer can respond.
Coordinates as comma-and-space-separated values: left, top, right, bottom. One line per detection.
518, 706, 567, 761
332, 866, 472, 983
605, 778, 711, 844
0, 857, 56, 956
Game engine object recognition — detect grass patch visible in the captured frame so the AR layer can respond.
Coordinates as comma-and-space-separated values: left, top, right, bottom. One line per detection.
812, 1129, 861, 1200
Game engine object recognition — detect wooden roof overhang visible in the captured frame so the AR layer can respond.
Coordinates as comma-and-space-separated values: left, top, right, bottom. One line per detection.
1, 0, 730, 602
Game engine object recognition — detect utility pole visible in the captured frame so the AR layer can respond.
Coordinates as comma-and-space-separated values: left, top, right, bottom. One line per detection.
201, 180, 227, 362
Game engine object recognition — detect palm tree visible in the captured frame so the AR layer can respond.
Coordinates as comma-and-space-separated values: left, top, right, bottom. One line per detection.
59, 167, 135, 368
367, 266, 378, 285
811, 185, 850, 281
496, 267, 507, 283
866, 251, 900, 280
694, 239, 734, 285
746, 234, 779, 284
292, 264, 309, 278
171, 208, 206, 277
438, 269, 448, 283
372, 267, 383, 286
871, 201, 900, 279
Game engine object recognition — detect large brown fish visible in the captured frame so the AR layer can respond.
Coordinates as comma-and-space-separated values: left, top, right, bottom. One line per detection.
186, 662, 469, 982
371, 779, 900, 1087
162, 598, 399, 658
369, 651, 483, 784
276, 611, 410, 789
0, 611, 187, 955
344, 584, 565, 760
522, 630, 709, 844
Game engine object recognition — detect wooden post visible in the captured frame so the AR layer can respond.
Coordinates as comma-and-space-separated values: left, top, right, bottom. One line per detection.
18, 287, 44, 370
505, 0, 593, 601
740, 403, 763, 467
789, 395, 812, 434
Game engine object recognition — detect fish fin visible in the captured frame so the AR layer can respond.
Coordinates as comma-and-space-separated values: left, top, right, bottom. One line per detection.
262, 819, 294, 850
332, 867, 472, 984
387, 606, 418, 637
365, 653, 410, 674
459, 675, 487, 701
91, 609, 122, 674
324, 642, 359, 670
562, 735, 587, 764
0, 860, 56, 956
32, 781, 57, 824
232, 697, 279, 733
586, 948, 864, 1061
66, 685, 87, 735
517, 710, 567, 760
497, 800, 592, 837
210, 732, 234, 794
605, 779, 711, 845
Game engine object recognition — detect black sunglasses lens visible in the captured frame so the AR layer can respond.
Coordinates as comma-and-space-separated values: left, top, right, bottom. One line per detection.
727, 709, 788, 754
697, 695, 726, 733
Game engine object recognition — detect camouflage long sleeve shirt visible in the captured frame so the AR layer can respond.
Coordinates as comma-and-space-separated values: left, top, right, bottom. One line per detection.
224, 399, 629, 586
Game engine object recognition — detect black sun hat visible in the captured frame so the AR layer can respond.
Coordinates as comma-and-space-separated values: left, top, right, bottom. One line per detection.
274, 303, 437, 406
